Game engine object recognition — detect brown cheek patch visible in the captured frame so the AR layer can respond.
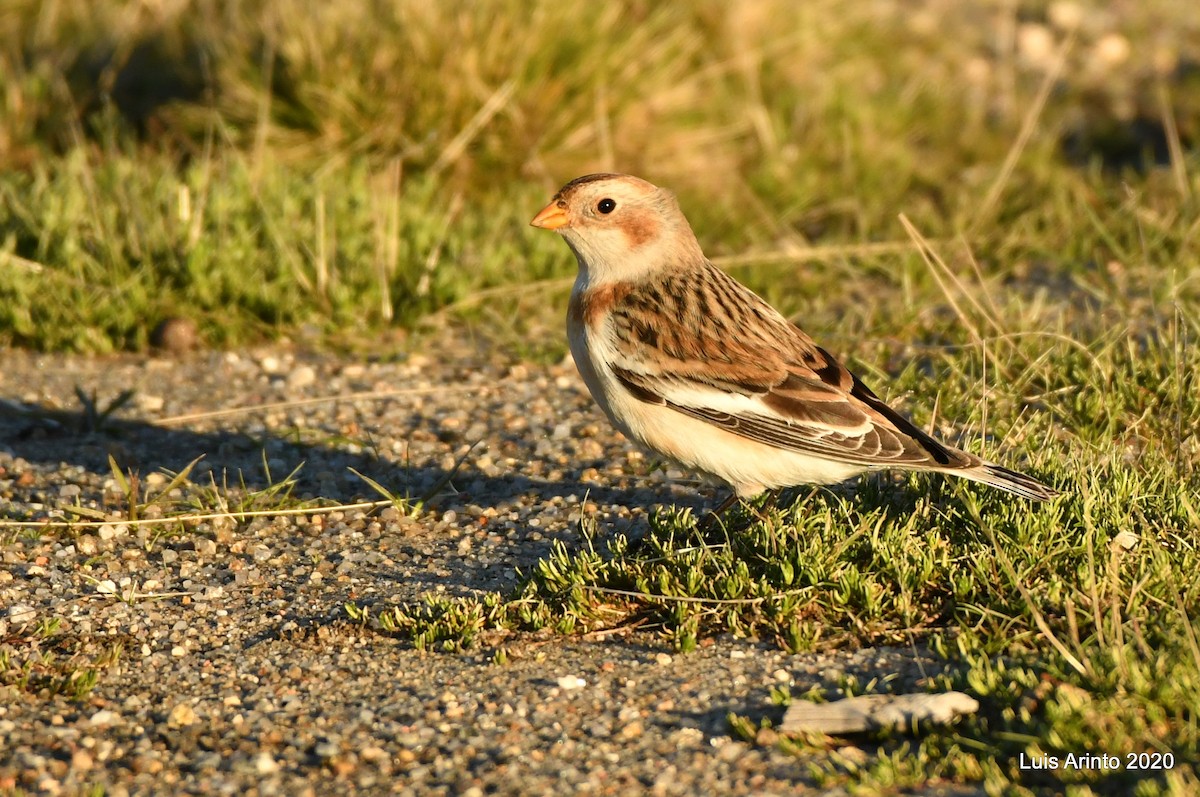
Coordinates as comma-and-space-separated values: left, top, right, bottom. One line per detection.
620, 213, 660, 249
570, 283, 634, 329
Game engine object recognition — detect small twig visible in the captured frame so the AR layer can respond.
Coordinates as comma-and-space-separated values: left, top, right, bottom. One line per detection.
970, 31, 1074, 232
0, 499, 394, 529
155, 385, 487, 427
581, 584, 809, 606
430, 80, 516, 176
1157, 81, 1191, 201
0, 252, 45, 272
978, 518, 1090, 678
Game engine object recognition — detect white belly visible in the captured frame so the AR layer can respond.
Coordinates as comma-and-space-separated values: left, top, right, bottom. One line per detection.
567, 308, 865, 497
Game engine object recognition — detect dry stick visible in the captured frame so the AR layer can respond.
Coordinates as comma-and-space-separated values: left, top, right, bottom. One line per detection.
0, 499, 394, 530
1158, 81, 1192, 201
898, 216, 988, 349
979, 519, 1090, 678
154, 385, 485, 427
582, 584, 809, 606
372, 158, 402, 323
430, 80, 516, 177
416, 192, 465, 299
0, 252, 45, 272
969, 32, 1074, 234
904, 217, 1012, 348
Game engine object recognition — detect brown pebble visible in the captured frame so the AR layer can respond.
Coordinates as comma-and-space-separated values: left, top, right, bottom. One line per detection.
150, 317, 199, 354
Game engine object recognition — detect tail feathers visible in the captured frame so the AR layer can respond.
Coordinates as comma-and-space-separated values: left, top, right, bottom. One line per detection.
954, 462, 1060, 502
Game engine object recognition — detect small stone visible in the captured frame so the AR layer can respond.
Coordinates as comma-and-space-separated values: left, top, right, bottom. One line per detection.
556, 675, 587, 690
89, 710, 118, 727
150, 318, 199, 353
7, 605, 36, 623
1047, 1, 1084, 31
168, 702, 197, 727
255, 752, 280, 774
138, 394, 166, 412
287, 365, 317, 390
71, 749, 94, 771
58, 484, 82, 498
98, 524, 120, 541
654, 653, 673, 666
1093, 33, 1130, 68
96, 580, 118, 595
360, 746, 387, 762
1112, 530, 1138, 551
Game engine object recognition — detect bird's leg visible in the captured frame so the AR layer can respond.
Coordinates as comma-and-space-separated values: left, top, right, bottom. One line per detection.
695, 489, 766, 543
709, 490, 742, 518
757, 488, 782, 516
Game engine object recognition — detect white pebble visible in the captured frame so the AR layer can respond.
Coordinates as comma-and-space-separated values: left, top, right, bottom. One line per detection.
7, 605, 36, 623
89, 710, 118, 727
138, 394, 165, 412
1093, 33, 1130, 68
1112, 530, 1139, 551
287, 365, 317, 389
556, 675, 587, 690
1047, 1, 1084, 31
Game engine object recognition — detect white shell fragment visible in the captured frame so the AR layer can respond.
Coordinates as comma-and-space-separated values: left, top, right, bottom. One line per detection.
780, 691, 980, 735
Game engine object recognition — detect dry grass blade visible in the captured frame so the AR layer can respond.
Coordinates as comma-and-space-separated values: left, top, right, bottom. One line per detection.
978, 518, 1090, 678
582, 584, 809, 606
969, 32, 1074, 233
155, 385, 487, 427
0, 500, 393, 529
430, 80, 516, 176
1158, 81, 1192, 201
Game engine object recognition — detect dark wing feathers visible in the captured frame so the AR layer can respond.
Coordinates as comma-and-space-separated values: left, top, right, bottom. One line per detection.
607, 263, 975, 471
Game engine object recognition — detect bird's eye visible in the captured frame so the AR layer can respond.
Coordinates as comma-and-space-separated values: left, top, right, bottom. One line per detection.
597, 198, 616, 214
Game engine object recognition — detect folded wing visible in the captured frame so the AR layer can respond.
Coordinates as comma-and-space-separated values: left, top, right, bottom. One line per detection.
605, 264, 976, 472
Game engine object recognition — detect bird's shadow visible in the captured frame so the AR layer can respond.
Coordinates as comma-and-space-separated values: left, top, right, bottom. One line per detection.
0, 396, 712, 605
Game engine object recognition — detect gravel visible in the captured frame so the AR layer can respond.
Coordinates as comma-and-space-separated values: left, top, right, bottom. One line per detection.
0, 343, 957, 795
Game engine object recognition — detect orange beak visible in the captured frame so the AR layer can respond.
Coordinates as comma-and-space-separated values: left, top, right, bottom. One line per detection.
530, 201, 569, 230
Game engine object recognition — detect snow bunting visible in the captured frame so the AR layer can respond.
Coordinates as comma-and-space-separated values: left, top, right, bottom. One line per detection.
531, 173, 1058, 503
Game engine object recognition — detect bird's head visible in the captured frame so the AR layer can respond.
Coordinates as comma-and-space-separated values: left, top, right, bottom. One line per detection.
531, 173, 702, 283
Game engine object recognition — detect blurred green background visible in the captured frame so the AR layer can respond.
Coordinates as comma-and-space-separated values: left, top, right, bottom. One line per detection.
0, 0, 1197, 352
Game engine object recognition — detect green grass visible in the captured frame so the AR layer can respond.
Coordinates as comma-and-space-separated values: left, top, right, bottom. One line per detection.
0, 617, 124, 703
4, 0, 1200, 793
